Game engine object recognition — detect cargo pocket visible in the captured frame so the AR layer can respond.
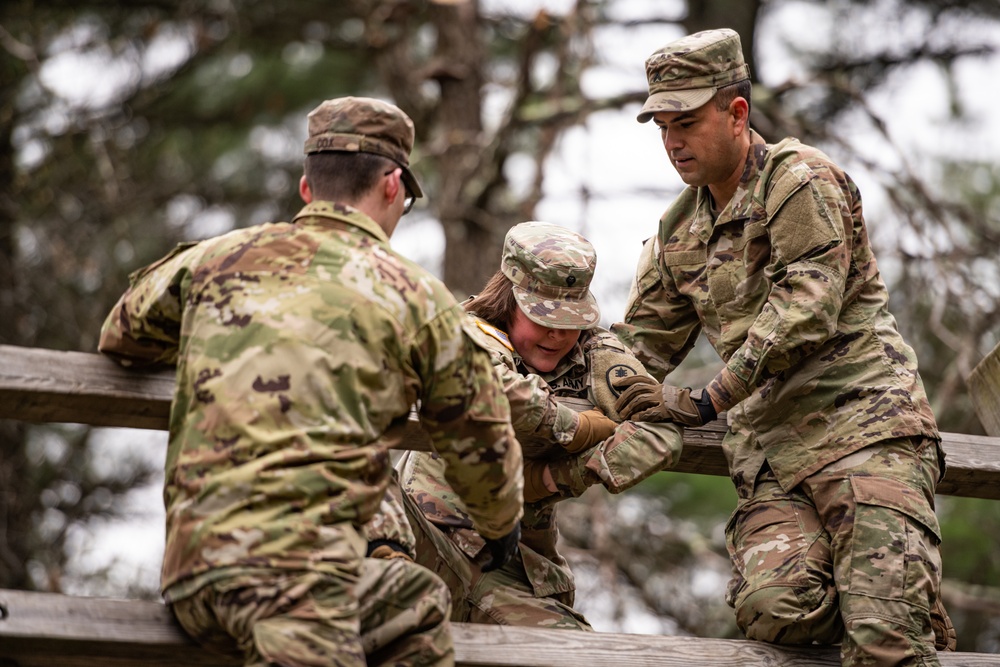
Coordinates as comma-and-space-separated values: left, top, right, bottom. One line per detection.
847, 475, 942, 602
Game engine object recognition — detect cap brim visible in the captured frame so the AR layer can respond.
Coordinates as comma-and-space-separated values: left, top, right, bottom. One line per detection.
400, 165, 423, 199
636, 88, 716, 123
513, 287, 600, 330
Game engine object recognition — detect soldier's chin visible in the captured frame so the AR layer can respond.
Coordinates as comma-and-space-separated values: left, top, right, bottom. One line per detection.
526, 351, 561, 373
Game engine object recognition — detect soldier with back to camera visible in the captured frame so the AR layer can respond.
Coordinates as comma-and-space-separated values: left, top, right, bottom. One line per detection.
99, 96, 524, 667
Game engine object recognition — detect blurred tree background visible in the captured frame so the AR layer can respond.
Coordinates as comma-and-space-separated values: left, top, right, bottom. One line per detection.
2, 0, 999, 652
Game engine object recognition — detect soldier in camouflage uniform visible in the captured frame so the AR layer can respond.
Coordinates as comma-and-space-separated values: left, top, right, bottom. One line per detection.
98, 96, 524, 667
610, 29, 956, 666
380, 221, 683, 629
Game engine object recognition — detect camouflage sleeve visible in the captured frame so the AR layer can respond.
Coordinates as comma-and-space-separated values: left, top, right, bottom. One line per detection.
538, 420, 684, 500
97, 242, 200, 367
413, 307, 524, 540
497, 357, 579, 451
362, 477, 416, 558
707, 163, 849, 410
465, 316, 578, 452
611, 236, 701, 382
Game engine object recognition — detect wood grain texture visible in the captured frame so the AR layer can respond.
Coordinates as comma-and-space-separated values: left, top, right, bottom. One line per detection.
0, 344, 174, 430
969, 343, 1000, 437
2, 589, 998, 667
3, 344, 1000, 499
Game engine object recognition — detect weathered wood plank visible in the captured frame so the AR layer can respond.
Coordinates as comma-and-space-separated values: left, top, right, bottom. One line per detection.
450, 624, 1000, 667
969, 342, 1000, 438
1, 589, 996, 667
0, 344, 175, 430
0, 588, 235, 667
0, 345, 1000, 500
3, 344, 1000, 500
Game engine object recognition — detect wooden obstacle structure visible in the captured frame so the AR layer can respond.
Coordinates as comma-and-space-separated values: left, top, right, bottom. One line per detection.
2, 343, 1000, 666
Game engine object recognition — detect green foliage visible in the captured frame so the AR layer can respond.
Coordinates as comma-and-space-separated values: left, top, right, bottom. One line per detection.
639, 471, 736, 528
938, 495, 1000, 584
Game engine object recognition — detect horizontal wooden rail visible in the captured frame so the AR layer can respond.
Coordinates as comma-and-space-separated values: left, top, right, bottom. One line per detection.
2, 588, 998, 667
2, 344, 1000, 500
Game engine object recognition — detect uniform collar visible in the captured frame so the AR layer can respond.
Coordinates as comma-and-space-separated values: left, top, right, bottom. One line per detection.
689, 129, 769, 242
291, 200, 391, 245
729, 129, 770, 220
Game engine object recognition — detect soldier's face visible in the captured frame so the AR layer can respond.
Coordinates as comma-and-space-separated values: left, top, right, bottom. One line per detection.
652, 101, 744, 189
508, 307, 581, 373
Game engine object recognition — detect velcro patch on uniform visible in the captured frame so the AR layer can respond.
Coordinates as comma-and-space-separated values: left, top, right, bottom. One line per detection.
475, 320, 513, 351
605, 364, 639, 397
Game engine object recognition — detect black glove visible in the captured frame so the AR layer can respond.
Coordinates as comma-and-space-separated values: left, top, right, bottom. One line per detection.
613, 375, 717, 426
481, 523, 521, 572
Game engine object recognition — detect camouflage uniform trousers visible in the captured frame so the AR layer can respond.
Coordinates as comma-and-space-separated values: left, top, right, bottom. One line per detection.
389, 484, 590, 630
725, 436, 955, 666
170, 561, 453, 667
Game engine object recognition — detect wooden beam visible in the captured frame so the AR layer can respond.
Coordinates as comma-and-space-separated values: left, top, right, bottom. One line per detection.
0, 588, 234, 667
969, 342, 1000, 437
3, 344, 1000, 500
1, 589, 996, 667
0, 344, 174, 431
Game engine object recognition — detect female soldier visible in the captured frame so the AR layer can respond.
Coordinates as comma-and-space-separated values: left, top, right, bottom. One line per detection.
379, 221, 683, 629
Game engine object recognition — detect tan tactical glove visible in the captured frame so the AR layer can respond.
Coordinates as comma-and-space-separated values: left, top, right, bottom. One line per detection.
522, 459, 557, 503
612, 375, 717, 427
565, 408, 617, 453
366, 541, 414, 562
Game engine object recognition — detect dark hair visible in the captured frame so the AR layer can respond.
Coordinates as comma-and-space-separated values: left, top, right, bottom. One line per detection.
464, 271, 518, 330
714, 78, 752, 116
303, 151, 394, 202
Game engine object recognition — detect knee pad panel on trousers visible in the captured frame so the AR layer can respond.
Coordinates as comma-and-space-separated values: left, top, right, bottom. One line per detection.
736, 583, 841, 645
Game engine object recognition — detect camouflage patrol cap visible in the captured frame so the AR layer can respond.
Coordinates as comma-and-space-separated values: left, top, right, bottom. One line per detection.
304, 96, 423, 198
501, 221, 600, 330
637, 28, 750, 123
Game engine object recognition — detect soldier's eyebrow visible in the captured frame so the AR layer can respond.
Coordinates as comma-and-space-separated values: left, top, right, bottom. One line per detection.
654, 111, 696, 128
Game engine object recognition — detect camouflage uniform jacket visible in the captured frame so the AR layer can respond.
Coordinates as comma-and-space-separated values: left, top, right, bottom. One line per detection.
401, 320, 627, 598
98, 201, 523, 601
613, 131, 940, 497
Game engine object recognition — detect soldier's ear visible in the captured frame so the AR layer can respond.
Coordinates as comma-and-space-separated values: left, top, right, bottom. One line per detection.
729, 96, 749, 135
299, 175, 313, 204
383, 167, 402, 206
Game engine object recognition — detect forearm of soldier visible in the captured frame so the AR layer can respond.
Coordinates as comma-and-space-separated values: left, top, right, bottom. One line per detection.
583, 420, 684, 494
418, 333, 525, 537
525, 451, 600, 502
717, 178, 853, 397
542, 400, 579, 448
502, 368, 577, 448
528, 420, 685, 501
614, 237, 700, 381
610, 317, 696, 383
714, 257, 846, 407
438, 419, 524, 540
98, 297, 180, 367
706, 367, 747, 412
